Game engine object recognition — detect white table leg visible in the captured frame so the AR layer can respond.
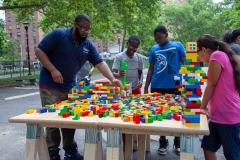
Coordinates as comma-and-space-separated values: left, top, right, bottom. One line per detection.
145, 135, 151, 152
106, 128, 121, 160
180, 134, 194, 160
37, 127, 50, 160
24, 124, 38, 160
84, 127, 102, 160
137, 135, 146, 160
125, 134, 133, 160
133, 134, 138, 151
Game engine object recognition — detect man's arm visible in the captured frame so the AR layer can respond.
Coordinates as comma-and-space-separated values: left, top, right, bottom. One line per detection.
96, 61, 123, 88
144, 62, 154, 93
35, 48, 63, 84
88, 63, 94, 77
180, 57, 186, 64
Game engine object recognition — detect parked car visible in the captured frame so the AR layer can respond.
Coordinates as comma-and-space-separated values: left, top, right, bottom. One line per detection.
33, 61, 41, 69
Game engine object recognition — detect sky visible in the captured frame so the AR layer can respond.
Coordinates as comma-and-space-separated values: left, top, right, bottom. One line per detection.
0, 0, 224, 21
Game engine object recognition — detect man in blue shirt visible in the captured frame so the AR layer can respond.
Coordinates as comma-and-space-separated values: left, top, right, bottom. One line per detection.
144, 25, 186, 156
36, 13, 122, 160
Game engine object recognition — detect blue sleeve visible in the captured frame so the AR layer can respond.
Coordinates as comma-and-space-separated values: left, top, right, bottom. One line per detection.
149, 47, 155, 63
38, 29, 63, 55
177, 42, 186, 59
88, 41, 103, 66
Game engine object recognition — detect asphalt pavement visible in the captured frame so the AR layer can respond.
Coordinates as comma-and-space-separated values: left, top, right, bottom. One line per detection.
0, 68, 225, 160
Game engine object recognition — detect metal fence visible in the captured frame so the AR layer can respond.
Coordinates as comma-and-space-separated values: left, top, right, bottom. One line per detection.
0, 60, 40, 87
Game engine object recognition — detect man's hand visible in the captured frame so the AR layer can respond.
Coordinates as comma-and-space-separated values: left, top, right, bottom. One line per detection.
111, 79, 123, 89
88, 70, 93, 77
119, 70, 126, 78
144, 88, 148, 94
200, 108, 210, 119
50, 69, 63, 84
136, 81, 142, 89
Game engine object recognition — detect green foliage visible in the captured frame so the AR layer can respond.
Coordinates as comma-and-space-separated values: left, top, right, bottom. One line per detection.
3, 0, 165, 51
0, 37, 20, 65
162, 0, 236, 44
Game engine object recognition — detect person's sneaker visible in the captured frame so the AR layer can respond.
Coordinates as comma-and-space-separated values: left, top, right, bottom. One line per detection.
64, 143, 84, 160
49, 149, 61, 160
174, 138, 180, 156
158, 139, 169, 155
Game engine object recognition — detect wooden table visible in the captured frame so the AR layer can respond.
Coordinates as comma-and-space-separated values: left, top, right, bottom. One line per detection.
98, 114, 209, 160
9, 112, 103, 160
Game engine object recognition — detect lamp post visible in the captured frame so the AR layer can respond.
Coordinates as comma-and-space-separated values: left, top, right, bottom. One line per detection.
23, 22, 32, 75
118, 37, 120, 53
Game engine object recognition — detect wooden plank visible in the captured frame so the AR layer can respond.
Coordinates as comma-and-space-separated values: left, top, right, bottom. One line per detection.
84, 143, 97, 160
106, 147, 120, 160
98, 115, 209, 135
180, 152, 194, 160
9, 113, 99, 128
137, 135, 146, 160
37, 133, 50, 160
24, 139, 37, 160
146, 135, 151, 152
125, 134, 133, 160
133, 134, 138, 151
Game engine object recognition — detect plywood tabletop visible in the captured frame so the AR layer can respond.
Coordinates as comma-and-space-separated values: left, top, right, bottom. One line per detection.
9, 112, 101, 129
98, 114, 209, 135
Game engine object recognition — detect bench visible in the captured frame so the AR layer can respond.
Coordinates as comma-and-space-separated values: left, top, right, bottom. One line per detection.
15, 79, 37, 87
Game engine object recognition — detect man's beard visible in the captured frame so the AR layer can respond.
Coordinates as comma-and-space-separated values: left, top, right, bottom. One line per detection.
75, 29, 87, 42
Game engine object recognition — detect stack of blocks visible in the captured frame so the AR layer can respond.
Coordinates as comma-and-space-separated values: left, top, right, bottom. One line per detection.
175, 42, 208, 127
68, 81, 132, 102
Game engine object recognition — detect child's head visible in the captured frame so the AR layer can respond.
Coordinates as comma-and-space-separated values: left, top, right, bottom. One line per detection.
153, 25, 169, 45
222, 28, 240, 45
126, 35, 140, 57
197, 34, 234, 63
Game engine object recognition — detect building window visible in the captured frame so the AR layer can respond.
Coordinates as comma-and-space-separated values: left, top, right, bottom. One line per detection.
8, 17, 11, 22
102, 44, 107, 48
97, 38, 101, 42
33, 39, 37, 44
8, 25, 12, 30
32, 23, 36, 28
24, 32, 27, 36
32, 15, 35, 19
16, 24, 21, 29
98, 44, 101, 48
25, 39, 27, 44
9, 33, 12, 38
26, 47, 28, 52
34, 47, 37, 51
17, 40, 21, 44
7, 11, 11, 14
18, 48, 21, 53
103, 49, 108, 52
33, 31, 36, 36
109, 43, 113, 47
16, 32, 21, 37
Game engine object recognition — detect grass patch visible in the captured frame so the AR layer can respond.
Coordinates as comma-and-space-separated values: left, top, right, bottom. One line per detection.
0, 74, 40, 86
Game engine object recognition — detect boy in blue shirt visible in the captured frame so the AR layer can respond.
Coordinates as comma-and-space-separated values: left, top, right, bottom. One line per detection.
144, 25, 186, 156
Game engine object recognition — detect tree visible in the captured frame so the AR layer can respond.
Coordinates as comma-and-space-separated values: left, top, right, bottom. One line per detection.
2, 0, 165, 53
162, 0, 229, 44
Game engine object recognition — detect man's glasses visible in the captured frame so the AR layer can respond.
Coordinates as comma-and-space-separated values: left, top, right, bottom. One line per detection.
128, 43, 138, 50
76, 22, 91, 33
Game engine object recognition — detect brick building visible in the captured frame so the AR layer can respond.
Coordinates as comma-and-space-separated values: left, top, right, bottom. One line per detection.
5, 11, 121, 61
5, 11, 44, 62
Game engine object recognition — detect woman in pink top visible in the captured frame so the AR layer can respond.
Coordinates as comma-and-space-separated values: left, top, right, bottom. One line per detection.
197, 34, 240, 160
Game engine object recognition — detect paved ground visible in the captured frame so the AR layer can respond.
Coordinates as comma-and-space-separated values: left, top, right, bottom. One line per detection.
0, 68, 226, 160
